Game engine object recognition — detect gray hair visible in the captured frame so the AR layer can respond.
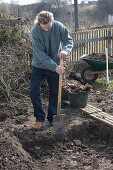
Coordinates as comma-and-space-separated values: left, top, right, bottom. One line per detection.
34, 11, 54, 25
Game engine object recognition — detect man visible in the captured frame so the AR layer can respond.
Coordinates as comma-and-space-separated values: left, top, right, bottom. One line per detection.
30, 11, 73, 128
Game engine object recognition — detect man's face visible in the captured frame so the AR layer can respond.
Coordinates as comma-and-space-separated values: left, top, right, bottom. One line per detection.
40, 21, 52, 31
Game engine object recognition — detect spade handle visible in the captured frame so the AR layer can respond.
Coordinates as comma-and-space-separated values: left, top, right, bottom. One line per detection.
57, 58, 63, 115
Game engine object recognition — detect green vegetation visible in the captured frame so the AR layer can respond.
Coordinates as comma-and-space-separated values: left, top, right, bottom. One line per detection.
92, 77, 113, 92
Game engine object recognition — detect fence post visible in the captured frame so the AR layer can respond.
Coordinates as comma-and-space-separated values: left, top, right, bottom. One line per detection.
74, 0, 79, 31
108, 28, 112, 55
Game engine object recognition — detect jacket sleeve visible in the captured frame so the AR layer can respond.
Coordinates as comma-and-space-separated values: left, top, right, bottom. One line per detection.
31, 29, 58, 72
60, 25, 73, 54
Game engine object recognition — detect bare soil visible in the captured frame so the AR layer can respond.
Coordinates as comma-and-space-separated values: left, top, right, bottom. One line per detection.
1, 90, 113, 170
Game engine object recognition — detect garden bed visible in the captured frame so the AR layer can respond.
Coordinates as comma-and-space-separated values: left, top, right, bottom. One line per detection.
1, 85, 113, 170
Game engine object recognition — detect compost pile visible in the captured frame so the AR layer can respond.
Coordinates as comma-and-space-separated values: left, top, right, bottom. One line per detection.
62, 80, 92, 93
86, 53, 113, 62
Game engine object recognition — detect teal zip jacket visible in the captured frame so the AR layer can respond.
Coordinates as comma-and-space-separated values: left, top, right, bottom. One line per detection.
31, 20, 73, 72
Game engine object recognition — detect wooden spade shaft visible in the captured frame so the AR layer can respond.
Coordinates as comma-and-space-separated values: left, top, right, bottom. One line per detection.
57, 58, 63, 115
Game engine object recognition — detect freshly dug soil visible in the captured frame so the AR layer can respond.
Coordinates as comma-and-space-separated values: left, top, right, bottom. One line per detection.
1, 92, 113, 170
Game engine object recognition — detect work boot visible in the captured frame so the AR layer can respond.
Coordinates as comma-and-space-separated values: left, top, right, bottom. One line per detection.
34, 119, 42, 129
47, 117, 53, 127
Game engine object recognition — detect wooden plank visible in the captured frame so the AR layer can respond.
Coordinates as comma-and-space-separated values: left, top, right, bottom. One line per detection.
84, 112, 113, 127
83, 105, 113, 120
81, 104, 102, 113
81, 104, 113, 127
93, 112, 113, 124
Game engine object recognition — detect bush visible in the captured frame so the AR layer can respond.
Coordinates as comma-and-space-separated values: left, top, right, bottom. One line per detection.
0, 25, 23, 47
0, 52, 31, 102
0, 22, 32, 102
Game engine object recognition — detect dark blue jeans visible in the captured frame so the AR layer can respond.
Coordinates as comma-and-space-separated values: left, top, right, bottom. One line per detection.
30, 67, 59, 122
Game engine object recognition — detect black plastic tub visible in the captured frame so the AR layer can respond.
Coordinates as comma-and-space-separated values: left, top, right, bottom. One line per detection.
68, 91, 89, 109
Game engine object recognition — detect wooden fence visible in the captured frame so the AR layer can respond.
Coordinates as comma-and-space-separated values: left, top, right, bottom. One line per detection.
71, 27, 113, 62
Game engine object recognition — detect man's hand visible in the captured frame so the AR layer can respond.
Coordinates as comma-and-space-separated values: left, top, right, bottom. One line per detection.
58, 51, 68, 59
55, 66, 64, 75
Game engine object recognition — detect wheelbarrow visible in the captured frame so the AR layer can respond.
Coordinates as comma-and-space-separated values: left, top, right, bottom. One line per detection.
80, 54, 113, 83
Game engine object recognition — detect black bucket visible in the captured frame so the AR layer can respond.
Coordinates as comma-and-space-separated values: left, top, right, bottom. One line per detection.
68, 91, 89, 109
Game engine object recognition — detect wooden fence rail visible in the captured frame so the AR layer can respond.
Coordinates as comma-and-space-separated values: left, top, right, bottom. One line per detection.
71, 27, 113, 62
